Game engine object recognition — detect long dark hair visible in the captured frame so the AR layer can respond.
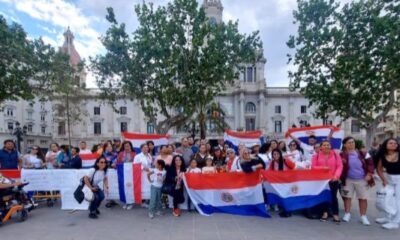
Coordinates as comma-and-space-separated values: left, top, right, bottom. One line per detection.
342, 136, 355, 152
377, 138, 400, 161
271, 149, 285, 170
170, 155, 186, 172
120, 141, 134, 153
31, 145, 45, 163
94, 156, 108, 173
278, 141, 287, 152
288, 140, 303, 154
259, 143, 269, 154
270, 140, 278, 150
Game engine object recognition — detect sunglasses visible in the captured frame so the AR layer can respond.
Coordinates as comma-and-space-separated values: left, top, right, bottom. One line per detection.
99, 161, 107, 164
290, 144, 296, 146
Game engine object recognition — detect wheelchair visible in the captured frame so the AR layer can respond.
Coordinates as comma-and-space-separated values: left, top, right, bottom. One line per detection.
0, 183, 32, 225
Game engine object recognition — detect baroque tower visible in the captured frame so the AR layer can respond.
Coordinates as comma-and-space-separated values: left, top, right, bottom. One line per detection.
202, 0, 223, 24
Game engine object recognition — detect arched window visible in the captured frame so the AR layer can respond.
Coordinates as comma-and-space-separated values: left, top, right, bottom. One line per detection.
245, 102, 256, 113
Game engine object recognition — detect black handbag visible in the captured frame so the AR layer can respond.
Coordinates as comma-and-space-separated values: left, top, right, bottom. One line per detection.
73, 179, 85, 204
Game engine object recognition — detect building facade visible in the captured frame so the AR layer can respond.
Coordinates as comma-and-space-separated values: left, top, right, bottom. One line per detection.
0, 0, 371, 151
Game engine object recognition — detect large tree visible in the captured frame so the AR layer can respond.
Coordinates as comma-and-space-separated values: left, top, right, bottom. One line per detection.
91, 0, 262, 135
287, 0, 400, 146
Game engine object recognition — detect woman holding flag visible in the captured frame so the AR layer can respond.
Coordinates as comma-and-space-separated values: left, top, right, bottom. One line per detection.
311, 140, 343, 223
134, 143, 153, 207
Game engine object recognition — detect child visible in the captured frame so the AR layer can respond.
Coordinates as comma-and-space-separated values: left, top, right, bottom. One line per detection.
147, 160, 166, 219
202, 156, 216, 174
186, 159, 201, 173
186, 159, 201, 211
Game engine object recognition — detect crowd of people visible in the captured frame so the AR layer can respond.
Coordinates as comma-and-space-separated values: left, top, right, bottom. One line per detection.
0, 134, 400, 230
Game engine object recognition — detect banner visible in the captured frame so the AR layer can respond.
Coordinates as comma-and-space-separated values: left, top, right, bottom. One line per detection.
262, 169, 331, 211
284, 125, 344, 149
183, 172, 269, 218
122, 132, 169, 153
224, 130, 264, 152
80, 153, 100, 169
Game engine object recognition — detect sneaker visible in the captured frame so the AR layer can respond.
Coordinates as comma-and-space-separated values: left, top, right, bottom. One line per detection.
176, 208, 181, 216
155, 211, 163, 216
95, 209, 101, 215
88, 213, 98, 219
273, 205, 279, 212
142, 203, 149, 208
376, 217, 390, 224
122, 204, 128, 210
24, 203, 33, 209
148, 212, 154, 219
126, 204, 133, 210
342, 213, 351, 222
173, 208, 179, 217
382, 222, 399, 230
360, 215, 370, 226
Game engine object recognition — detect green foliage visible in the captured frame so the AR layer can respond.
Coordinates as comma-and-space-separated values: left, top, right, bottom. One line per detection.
288, 0, 400, 132
91, 0, 262, 133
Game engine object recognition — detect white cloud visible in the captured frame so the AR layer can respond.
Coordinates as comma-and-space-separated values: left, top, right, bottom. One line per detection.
8, 0, 103, 60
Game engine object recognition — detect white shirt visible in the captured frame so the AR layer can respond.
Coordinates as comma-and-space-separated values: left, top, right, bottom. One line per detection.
187, 167, 201, 173
45, 151, 61, 169
87, 168, 106, 188
133, 152, 153, 170
202, 166, 216, 174
258, 154, 270, 169
286, 150, 309, 169
150, 168, 166, 188
300, 142, 315, 162
24, 154, 43, 169
79, 149, 92, 155
229, 156, 242, 172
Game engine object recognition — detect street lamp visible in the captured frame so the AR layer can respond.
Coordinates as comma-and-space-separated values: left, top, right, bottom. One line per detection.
12, 121, 27, 153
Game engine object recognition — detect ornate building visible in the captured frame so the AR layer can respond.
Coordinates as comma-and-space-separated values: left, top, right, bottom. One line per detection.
0, 0, 369, 151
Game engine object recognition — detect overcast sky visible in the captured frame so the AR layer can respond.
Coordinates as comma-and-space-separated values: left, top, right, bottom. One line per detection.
0, 0, 349, 88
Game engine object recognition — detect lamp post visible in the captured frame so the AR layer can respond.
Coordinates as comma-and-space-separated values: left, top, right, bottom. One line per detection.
12, 121, 27, 153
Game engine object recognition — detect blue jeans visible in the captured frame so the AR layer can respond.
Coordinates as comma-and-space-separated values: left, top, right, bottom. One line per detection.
149, 185, 162, 214
89, 189, 105, 213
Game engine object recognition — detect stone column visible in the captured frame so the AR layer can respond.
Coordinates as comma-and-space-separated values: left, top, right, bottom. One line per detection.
239, 92, 245, 129
258, 93, 265, 130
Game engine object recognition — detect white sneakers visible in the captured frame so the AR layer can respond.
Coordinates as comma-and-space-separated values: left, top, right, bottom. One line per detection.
122, 204, 133, 210
360, 215, 370, 226
342, 213, 351, 222
375, 217, 389, 224
148, 212, 154, 219
382, 222, 399, 230
341, 213, 370, 226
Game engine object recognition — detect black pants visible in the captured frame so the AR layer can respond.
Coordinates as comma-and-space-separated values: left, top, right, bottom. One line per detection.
322, 181, 340, 215
172, 187, 184, 209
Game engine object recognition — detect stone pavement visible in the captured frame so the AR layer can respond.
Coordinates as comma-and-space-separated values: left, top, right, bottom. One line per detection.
1, 199, 399, 240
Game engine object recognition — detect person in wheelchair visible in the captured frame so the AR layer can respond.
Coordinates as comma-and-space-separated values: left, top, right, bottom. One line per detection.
0, 173, 31, 210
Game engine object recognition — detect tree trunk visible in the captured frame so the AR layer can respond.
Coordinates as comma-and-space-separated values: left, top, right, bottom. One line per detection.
199, 111, 206, 139
365, 121, 378, 149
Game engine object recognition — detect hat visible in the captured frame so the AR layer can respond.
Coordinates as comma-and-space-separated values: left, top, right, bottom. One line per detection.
251, 142, 261, 148
226, 148, 235, 153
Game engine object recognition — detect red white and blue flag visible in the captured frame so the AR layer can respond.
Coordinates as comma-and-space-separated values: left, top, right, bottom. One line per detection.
224, 130, 264, 152
183, 172, 269, 218
122, 132, 169, 153
285, 125, 344, 149
80, 153, 99, 169
114, 163, 142, 204
262, 169, 331, 211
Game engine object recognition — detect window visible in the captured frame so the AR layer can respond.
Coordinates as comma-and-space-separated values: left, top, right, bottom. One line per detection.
301, 105, 307, 114
58, 122, 66, 135
41, 126, 46, 134
275, 105, 281, 114
27, 124, 33, 133
299, 120, 308, 128
120, 122, 128, 132
120, 106, 127, 115
94, 107, 101, 115
28, 112, 33, 119
40, 140, 48, 145
41, 114, 45, 121
94, 122, 102, 134
246, 67, 254, 82
27, 139, 34, 145
147, 121, 154, 134
323, 119, 333, 126
351, 120, 361, 133
7, 108, 13, 116
245, 118, 256, 131
274, 121, 282, 133
245, 102, 256, 113
7, 122, 13, 130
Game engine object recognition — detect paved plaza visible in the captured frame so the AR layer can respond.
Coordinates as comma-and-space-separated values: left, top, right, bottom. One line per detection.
1, 197, 399, 240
